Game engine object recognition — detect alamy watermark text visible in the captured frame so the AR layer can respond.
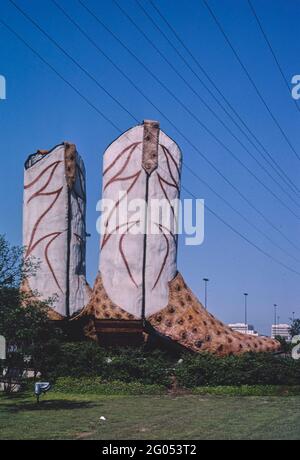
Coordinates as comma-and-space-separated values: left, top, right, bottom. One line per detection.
292, 75, 300, 100
0, 75, 6, 100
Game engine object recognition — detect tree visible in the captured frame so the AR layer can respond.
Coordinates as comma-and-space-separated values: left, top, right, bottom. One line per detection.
275, 336, 292, 354
0, 234, 36, 288
0, 235, 63, 392
290, 319, 300, 338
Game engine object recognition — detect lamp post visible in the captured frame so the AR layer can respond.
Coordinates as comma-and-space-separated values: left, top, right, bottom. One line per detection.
244, 293, 248, 333
203, 278, 209, 310
292, 311, 295, 322
274, 304, 277, 336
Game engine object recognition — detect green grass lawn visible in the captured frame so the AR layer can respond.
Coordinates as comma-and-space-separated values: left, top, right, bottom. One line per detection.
0, 392, 299, 440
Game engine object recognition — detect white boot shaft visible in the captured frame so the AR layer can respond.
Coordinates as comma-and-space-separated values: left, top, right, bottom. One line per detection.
23, 142, 89, 317
100, 120, 182, 318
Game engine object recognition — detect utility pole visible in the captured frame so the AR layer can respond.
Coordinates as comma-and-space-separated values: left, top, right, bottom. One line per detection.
203, 278, 209, 310
244, 293, 248, 332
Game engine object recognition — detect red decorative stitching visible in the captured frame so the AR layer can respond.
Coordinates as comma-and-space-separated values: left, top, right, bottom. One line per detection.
45, 232, 64, 293
119, 221, 140, 288
26, 187, 63, 258
103, 142, 141, 177
152, 226, 170, 290
24, 161, 62, 189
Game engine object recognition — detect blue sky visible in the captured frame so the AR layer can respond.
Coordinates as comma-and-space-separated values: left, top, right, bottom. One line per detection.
1, 0, 300, 334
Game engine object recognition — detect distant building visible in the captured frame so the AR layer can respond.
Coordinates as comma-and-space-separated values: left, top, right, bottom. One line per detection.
228, 323, 258, 336
271, 324, 291, 341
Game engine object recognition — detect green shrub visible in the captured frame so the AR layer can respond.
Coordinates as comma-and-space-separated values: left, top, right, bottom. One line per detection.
53, 377, 166, 395
102, 348, 173, 386
50, 342, 107, 379
192, 385, 300, 396
37, 341, 300, 388
43, 342, 173, 387
174, 352, 300, 387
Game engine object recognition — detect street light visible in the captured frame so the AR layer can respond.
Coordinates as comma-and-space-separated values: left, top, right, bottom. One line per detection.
292, 312, 295, 322
203, 278, 209, 310
274, 304, 277, 335
244, 293, 248, 332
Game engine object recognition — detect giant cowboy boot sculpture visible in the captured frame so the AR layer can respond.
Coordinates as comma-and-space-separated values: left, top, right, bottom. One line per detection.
80, 121, 280, 355
23, 143, 90, 319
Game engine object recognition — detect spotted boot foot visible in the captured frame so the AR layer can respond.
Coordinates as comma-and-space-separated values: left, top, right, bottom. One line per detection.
148, 272, 280, 356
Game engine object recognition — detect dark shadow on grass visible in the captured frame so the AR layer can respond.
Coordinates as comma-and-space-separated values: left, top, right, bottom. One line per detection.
2, 400, 96, 413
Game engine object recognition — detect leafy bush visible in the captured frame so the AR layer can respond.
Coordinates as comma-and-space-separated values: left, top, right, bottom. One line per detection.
174, 352, 300, 387
53, 377, 166, 395
101, 348, 173, 386
46, 342, 107, 380
36, 341, 300, 389
192, 385, 300, 396
43, 343, 173, 387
